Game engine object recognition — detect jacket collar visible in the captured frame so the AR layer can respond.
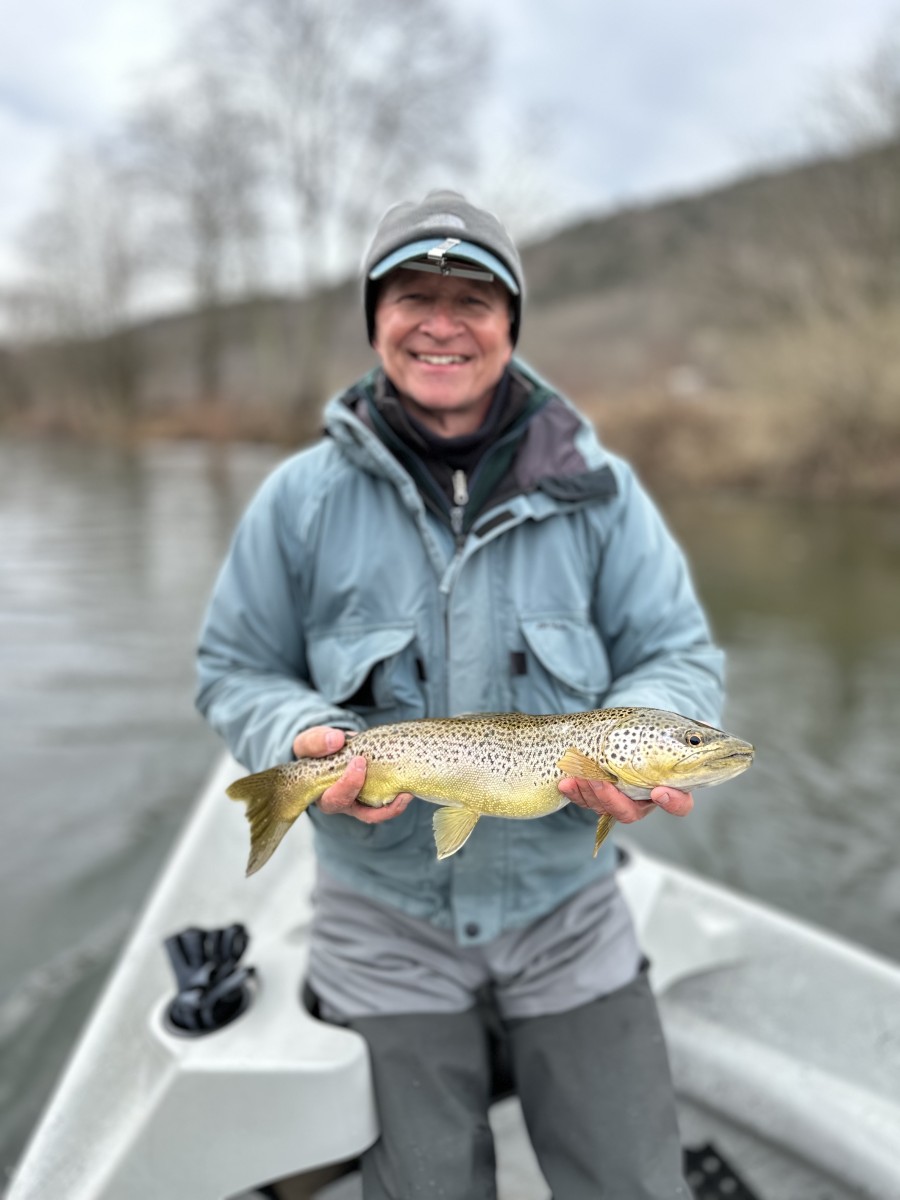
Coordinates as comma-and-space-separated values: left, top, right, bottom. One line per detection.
323, 357, 618, 513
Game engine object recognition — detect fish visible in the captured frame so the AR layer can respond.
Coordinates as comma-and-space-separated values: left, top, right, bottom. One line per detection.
226, 707, 754, 876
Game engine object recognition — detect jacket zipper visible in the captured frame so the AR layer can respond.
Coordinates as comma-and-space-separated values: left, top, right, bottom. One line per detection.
450, 469, 468, 544
445, 469, 470, 712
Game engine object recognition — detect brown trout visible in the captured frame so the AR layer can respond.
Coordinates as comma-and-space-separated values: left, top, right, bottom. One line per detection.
226, 707, 754, 875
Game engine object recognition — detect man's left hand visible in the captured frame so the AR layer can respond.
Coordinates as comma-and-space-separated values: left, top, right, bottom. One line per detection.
558, 777, 693, 823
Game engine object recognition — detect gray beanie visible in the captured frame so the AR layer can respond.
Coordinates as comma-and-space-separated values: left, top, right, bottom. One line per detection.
362, 189, 525, 345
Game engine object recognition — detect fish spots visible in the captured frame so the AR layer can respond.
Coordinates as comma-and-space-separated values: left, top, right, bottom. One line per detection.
236, 705, 754, 871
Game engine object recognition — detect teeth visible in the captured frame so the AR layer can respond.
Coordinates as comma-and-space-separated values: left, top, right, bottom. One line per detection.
413, 354, 466, 365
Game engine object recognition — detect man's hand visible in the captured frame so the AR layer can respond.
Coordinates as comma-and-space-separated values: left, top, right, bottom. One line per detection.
558, 776, 694, 823
293, 726, 413, 824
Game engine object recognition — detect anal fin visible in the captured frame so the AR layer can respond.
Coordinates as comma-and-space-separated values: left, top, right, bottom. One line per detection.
557, 747, 618, 784
593, 813, 616, 858
432, 806, 480, 860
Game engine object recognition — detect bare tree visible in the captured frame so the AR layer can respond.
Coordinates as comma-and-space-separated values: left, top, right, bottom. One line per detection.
21, 150, 142, 336
16, 148, 148, 424
473, 104, 566, 244
812, 19, 900, 150
801, 19, 900, 308
123, 68, 267, 406
689, 22, 900, 473
696, 21, 900, 334
192, 0, 490, 422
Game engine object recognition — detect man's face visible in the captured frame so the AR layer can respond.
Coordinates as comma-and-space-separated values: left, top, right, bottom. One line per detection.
372, 268, 514, 435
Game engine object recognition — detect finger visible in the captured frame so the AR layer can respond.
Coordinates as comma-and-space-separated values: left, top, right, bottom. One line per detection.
558, 778, 653, 824
558, 778, 594, 809
353, 792, 415, 824
317, 755, 367, 813
627, 798, 657, 821
294, 725, 346, 759
650, 787, 694, 817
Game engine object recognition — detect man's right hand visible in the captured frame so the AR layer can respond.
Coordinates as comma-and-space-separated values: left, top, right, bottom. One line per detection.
292, 726, 414, 824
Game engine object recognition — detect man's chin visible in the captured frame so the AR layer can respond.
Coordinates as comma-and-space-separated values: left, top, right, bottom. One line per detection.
398, 388, 492, 436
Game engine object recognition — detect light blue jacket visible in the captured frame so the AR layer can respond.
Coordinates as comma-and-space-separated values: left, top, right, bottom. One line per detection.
196, 360, 725, 944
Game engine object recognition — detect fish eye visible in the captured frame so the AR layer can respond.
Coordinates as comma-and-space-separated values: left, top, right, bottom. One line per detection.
686, 733, 703, 746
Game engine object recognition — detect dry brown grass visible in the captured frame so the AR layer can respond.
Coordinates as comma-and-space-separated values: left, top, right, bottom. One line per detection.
553, 300, 900, 500
6, 276, 900, 499
580, 381, 900, 500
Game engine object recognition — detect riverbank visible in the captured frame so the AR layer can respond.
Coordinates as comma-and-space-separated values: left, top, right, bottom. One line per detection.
4, 142, 900, 499
4, 376, 899, 503
585, 389, 900, 502
6, 291, 900, 503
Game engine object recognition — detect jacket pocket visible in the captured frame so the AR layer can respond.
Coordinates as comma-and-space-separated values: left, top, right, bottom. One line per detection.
514, 613, 610, 713
306, 622, 426, 724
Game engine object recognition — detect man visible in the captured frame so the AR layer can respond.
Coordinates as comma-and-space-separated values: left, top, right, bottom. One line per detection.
196, 189, 724, 1199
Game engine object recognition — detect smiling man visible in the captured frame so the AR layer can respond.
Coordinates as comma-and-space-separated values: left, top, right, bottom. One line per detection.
371, 268, 513, 436
197, 190, 725, 1199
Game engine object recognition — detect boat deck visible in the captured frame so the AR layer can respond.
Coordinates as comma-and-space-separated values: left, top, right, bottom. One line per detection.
241, 1088, 866, 1200
7, 755, 897, 1200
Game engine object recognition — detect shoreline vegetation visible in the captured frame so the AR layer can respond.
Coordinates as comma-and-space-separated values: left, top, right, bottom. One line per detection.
3, 144, 900, 501
5, 376, 898, 503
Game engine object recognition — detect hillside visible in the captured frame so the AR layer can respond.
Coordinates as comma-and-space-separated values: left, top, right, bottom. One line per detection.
516, 144, 900, 496
4, 141, 900, 497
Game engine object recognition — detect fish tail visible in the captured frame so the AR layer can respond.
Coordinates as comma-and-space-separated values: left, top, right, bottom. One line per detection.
226, 767, 317, 877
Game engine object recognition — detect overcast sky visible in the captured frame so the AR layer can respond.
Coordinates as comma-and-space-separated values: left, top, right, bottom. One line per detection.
1, 0, 898, 292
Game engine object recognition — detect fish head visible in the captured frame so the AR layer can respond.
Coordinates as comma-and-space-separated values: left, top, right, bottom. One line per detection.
602, 709, 755, 792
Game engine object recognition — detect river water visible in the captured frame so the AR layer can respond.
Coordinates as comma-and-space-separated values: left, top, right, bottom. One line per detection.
1, 437, 899, 1181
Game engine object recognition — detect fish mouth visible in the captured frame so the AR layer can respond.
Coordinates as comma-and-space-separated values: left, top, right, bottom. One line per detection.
666, 744, 755, 786
679, 743, 754, 767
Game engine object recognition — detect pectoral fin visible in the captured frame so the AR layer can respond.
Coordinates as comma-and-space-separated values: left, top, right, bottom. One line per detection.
557, 748, 618, 784
432, 806, 480, 860
592, 813, 616, 858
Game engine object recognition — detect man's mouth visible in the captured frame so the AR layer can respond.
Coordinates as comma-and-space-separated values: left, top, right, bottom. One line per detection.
410, 353, 468, 365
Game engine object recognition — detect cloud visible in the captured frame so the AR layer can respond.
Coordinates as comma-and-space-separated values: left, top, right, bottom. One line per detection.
1, 0, 899, 293
0, 0, 181, 282
468, 0, 900, 205
0, 1, 173, 130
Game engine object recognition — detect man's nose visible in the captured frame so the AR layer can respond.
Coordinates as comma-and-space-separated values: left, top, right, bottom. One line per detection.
419, 302, 462, 337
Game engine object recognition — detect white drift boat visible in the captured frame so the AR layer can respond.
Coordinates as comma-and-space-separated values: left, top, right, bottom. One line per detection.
7, 755, 900, 1200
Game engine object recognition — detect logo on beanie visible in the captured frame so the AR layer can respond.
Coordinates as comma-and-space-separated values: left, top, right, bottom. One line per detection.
413, 214, 466, 231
